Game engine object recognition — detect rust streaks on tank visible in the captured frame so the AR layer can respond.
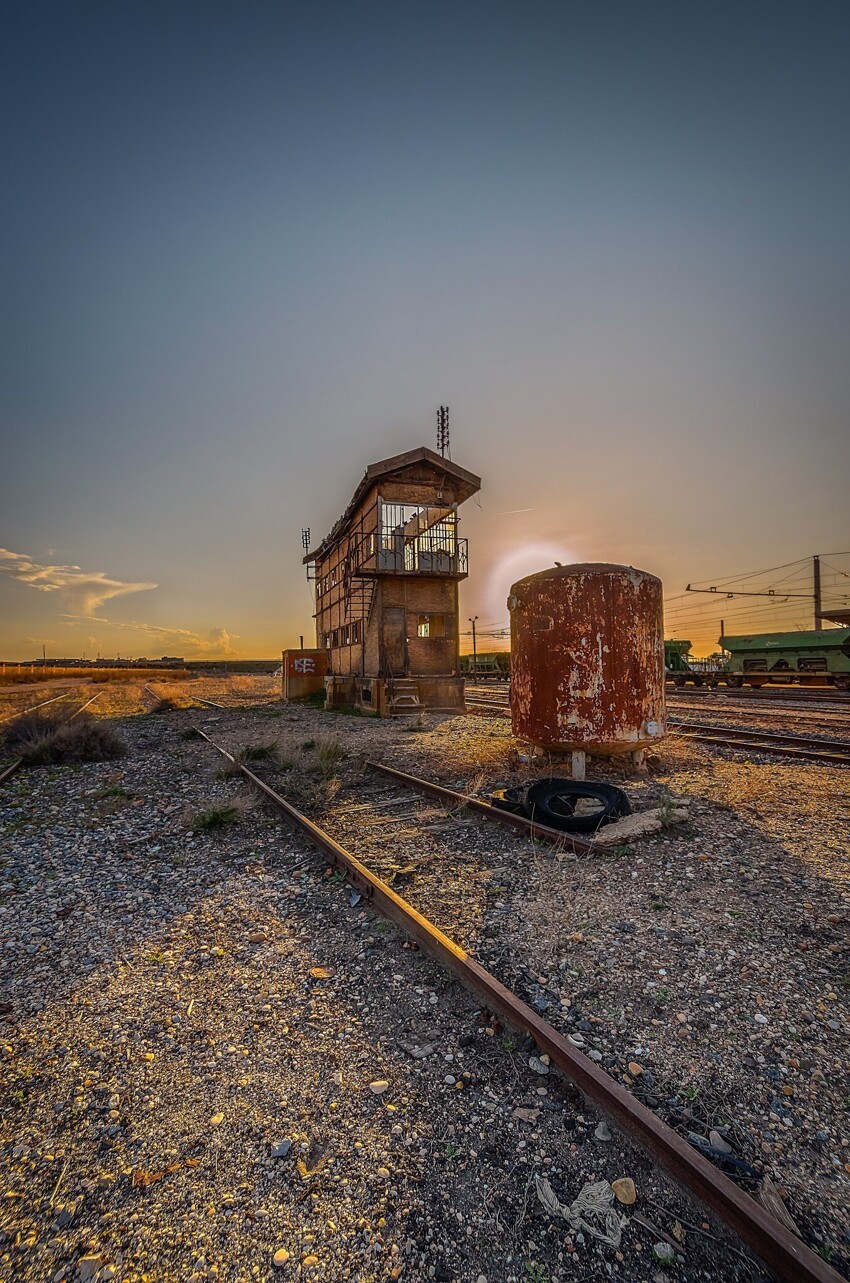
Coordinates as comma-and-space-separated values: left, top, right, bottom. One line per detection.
508, 562, 666, 756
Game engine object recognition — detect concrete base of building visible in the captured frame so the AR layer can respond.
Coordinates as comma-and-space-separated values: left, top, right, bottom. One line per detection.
324, 675, 466, 716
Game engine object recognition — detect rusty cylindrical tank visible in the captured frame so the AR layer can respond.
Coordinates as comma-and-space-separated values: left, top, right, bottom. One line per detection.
508, 563, 666, 757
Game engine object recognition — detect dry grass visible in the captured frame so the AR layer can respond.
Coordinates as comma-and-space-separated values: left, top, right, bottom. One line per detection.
239, 741, 279, 762
2, 711, 126, 764
0, 667, 186, 687
313, 736, 347, 778
149, 695, 182, 713
282, 772, 340, 814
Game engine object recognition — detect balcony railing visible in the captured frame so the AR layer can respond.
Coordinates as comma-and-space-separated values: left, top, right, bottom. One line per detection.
355, 528, 468, 577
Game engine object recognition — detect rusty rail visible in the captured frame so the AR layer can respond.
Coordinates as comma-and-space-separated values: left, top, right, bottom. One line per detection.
195, 726, 844, 1283
365, 759, 596, 853
143, 682, 226, 711
668, 720, 850, 766
0, 689, 75, 724
665, 684, 850, 706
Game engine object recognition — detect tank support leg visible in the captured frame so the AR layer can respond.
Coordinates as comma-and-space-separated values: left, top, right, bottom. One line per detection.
571, 750, 586, 781
631, 749, 648, 774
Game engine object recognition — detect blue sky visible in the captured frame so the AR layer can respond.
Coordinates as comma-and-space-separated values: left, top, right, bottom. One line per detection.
2, 0, 849, 656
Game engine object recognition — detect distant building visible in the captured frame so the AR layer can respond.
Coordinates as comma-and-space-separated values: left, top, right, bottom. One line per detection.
304, 446, 481, 714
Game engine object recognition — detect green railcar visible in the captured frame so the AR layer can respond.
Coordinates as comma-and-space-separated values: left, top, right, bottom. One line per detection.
664, 639, 726, 686
460, 651, 511, 680
720, 628, 850, 690
665, 639, 693, 673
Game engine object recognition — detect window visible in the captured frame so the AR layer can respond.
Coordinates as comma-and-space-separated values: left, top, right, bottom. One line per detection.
379, 502, 458, 572
417, 614, 446, 638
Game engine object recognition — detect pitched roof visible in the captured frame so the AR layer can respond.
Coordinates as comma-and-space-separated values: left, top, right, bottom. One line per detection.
304, 446, 481, 562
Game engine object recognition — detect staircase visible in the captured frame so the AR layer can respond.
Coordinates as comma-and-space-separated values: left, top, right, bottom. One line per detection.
388, 678, 422, 714
343, 565, 375, 630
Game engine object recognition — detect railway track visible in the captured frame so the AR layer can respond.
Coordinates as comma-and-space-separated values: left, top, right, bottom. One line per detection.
465, 693, 850, 766
668, 720, 850, 766
471, 683, 850, 715
0, 691, 103, 785
0, 688, 75, 723
143, 683, 226, 711
664, 684, 850, 708
192, 723, 843, 1283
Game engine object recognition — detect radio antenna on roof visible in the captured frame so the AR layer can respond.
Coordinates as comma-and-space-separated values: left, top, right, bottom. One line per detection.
437, 405, 450, 458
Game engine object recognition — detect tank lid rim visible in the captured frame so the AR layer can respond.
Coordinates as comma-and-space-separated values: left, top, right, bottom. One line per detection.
509, 562, 661, 593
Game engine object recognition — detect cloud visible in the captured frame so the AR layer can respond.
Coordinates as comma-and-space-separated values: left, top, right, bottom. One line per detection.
205, 627, 235, 655
0, 548, 156, 617
62, 614, 238, 657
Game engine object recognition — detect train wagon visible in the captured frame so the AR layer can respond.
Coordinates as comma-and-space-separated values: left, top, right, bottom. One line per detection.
460, 651, 511, 680
721, 628, 850, 690
664, 639, 728, 687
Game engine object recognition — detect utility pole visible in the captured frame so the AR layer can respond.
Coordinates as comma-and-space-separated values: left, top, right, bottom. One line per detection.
813, 554, 823, 629
469, 616, 478, 680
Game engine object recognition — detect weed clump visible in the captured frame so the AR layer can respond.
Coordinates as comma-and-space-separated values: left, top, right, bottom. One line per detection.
2, 712, 126, 765
283, 775, 339, 814
314, 735, 346, 777
150, 696, 180, 713
240, 742, 278, 763
194, 805, 240, 830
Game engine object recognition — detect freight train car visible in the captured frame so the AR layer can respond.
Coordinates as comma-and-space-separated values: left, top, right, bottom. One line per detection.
460, 651, 511, 680
664, 640, 728, 687
721, 628, 850, 690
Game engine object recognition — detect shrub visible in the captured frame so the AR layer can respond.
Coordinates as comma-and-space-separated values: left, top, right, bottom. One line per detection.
2, 712, 126, 764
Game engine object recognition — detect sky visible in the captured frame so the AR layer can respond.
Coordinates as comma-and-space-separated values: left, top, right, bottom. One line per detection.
2, 0, 849, 660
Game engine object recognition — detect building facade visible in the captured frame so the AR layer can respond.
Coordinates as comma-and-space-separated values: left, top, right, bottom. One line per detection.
304, 446, 481, 714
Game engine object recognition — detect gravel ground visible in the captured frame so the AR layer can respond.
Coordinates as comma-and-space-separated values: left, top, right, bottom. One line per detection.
0, 707, 760, 1283
201, 689, 849, 1276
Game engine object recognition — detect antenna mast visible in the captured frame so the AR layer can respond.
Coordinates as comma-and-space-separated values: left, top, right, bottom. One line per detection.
437, 405, 450, 458
301, 528, 312, 579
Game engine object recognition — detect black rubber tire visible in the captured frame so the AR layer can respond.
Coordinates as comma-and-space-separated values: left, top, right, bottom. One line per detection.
523, 779, 631, 834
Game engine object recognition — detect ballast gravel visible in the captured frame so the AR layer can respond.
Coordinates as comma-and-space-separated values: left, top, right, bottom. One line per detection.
0, 710, 757, 1283
201, 684, 849, 1275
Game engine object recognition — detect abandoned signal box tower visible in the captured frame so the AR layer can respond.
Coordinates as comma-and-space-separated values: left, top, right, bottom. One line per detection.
303, 446, 481, 715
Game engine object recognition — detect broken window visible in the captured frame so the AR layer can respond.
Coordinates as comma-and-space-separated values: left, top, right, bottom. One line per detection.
417, 614, 446, 638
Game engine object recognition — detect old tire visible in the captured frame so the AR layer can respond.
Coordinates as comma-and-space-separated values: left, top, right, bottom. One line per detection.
524, 780, 631, 834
